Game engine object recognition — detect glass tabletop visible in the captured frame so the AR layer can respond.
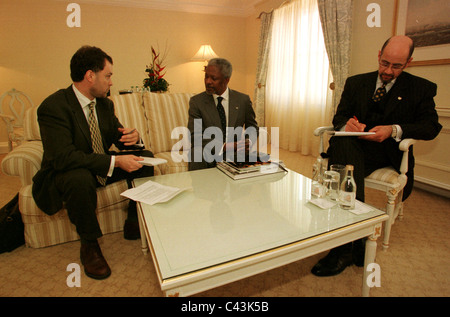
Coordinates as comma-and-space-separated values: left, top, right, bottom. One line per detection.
135, 168, 385, 280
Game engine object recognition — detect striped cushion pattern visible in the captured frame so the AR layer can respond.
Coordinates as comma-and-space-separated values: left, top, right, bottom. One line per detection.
19, 181, 129, 248
154, 151, 189, 174
109, 93, 151, 150
366, 167, 400, 186
143, 92, 194, 154
23, 106, 41, 141
1, 141, 43, 185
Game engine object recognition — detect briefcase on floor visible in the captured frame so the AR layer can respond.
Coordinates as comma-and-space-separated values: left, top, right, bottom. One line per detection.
0, 193, 25, 253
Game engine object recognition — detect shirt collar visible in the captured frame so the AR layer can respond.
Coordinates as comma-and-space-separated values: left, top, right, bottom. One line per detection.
214, 87, 229, 102
72, 84, 96, 108
377, 76, 396, 91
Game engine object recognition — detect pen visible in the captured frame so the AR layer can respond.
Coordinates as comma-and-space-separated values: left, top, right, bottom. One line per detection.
353, 116, 358, 122
123, 128, 136, 135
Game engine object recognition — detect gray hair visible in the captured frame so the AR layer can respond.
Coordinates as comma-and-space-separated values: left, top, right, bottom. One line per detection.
208, 58, 233, 78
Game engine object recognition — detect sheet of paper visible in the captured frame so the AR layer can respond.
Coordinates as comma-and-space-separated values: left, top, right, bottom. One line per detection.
308, 198, 374, 214
137, 157, 168, 166
329, 131, 376, 136
347, 200, 374, 215
308, 198, 337, 209
121, 180, 190, 205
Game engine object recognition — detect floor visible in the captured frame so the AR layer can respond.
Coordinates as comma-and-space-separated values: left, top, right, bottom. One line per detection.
1, 150, 449, 297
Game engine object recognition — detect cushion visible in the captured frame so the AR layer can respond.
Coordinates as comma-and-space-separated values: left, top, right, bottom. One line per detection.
109, 93, 151, 150
23, 106, 40, 141
143, 92, 194, 154
366, 167, 400, 186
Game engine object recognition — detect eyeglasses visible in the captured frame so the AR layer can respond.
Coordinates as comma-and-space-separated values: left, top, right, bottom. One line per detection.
379, 60, 406, 70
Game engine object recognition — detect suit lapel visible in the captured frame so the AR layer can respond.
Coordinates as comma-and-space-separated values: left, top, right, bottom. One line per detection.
228, 89, 239, 128
384, 72, 407, 118
65, 87, 92, 146
360, 72, 378, 121
203, 93, 221, 127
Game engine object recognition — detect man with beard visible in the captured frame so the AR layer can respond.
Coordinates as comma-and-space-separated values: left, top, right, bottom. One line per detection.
32, 46, 154, 279
311, 35, 442, 277
187, 58, 259, 170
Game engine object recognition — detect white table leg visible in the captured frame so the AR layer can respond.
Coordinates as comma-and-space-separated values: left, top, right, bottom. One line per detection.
362, 223, 382, 297
137, 204, 149, 254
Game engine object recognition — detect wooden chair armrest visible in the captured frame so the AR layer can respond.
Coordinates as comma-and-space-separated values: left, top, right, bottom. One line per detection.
399, 138, 416, 152
313, 126, 334, 154
398, 138, 416, 176
313, 126, 334, 136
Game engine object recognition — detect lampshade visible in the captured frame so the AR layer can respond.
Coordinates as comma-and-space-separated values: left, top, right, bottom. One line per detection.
191, 45, 218, 61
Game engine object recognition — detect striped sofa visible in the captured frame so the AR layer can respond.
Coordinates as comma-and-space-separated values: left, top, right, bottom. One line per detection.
1, 91, 194, 248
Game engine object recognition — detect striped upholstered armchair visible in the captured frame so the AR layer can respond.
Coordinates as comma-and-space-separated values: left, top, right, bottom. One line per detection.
1, 91, 194, 248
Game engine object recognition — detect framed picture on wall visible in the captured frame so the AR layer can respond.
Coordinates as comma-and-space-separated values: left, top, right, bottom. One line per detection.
394, 0, 450, 66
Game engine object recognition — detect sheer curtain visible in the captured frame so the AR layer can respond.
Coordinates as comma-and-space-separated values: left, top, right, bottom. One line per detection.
254, 12, 273, 127
265, 0, 333, 155
318, 0, 353, 116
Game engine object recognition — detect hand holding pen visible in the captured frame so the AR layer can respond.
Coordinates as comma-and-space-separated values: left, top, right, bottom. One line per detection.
118, 127, 139, 146
346, 116, 366, 132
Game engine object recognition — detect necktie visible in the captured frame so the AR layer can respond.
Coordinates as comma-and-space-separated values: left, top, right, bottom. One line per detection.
372, 83, 387, 102
216, 96, 226, 144
88, 102, 107, 186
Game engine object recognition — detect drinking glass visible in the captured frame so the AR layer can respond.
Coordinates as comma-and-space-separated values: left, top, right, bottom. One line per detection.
330, 164, 346, 185
324, 170, 340, 201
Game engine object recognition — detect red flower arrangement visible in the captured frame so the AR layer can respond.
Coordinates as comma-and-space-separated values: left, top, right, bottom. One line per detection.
143, 46, 169, 92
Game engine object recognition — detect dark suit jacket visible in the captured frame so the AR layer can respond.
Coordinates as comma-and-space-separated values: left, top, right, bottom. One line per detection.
32, 86, 135, 215
187, 89, 258, 170
332, 71, 442, 198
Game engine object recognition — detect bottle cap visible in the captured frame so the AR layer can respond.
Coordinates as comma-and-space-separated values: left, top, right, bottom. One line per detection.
346, 164, 354, 171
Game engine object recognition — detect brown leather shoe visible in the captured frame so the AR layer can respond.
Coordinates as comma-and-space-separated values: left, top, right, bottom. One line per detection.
80, 241, 111, 280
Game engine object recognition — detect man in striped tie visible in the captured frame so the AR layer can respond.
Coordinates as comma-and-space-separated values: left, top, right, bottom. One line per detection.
33, 46, 154, 280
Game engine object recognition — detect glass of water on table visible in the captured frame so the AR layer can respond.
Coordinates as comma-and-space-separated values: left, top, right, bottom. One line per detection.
323, 170, 340, 201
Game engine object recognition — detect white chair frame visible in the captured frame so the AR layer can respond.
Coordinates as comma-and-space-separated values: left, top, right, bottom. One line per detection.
314, 126, 416, 250
0, 88, 34, 151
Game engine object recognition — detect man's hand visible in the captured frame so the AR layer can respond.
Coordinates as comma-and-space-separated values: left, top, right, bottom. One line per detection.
345, 117, 366, 132
118, 127, 139, 146
223, 139, 251, 153
360, 125, 392, 143
114, 155, 143, 172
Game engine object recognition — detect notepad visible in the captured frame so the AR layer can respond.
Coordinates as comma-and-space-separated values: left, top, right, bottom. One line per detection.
137, 157, 168, 166
328, 131, 375, 136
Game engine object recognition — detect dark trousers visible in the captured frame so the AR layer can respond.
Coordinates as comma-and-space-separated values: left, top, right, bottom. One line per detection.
54, 150, 154, 241
327, 136, 391, 202
327, 137, 390, 257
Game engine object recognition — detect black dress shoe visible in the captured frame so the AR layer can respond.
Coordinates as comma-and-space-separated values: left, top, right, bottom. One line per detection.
311, 245, 353, 277
124, 219, 141, 240
80, 241, 111, 280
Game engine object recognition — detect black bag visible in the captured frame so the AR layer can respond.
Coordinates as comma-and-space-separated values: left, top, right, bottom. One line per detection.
0, 193, 25, 253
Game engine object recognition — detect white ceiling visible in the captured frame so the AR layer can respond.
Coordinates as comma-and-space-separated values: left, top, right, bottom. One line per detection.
74, 0, 263, 17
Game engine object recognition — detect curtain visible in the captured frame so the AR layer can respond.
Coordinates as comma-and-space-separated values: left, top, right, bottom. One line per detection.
265, 0, 333, 155
253, 11, 273, 127
318, 0, 353, 116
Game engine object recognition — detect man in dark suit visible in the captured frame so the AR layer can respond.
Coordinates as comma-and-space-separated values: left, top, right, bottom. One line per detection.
32, 46, 154, 280
311, 36, 442, 277
188, 58, 259, 170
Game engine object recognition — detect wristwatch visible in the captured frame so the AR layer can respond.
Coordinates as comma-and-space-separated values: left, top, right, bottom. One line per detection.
391, 125, 398, 138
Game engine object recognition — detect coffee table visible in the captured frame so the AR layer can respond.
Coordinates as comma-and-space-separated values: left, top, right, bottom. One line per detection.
134, 168, 388, 297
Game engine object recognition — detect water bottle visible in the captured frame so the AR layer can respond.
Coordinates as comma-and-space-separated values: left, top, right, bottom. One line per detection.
311, 156, 325, 197
339, 165, 356, 209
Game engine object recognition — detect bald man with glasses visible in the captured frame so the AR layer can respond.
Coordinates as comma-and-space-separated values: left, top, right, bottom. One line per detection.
311, 35, 442, 277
